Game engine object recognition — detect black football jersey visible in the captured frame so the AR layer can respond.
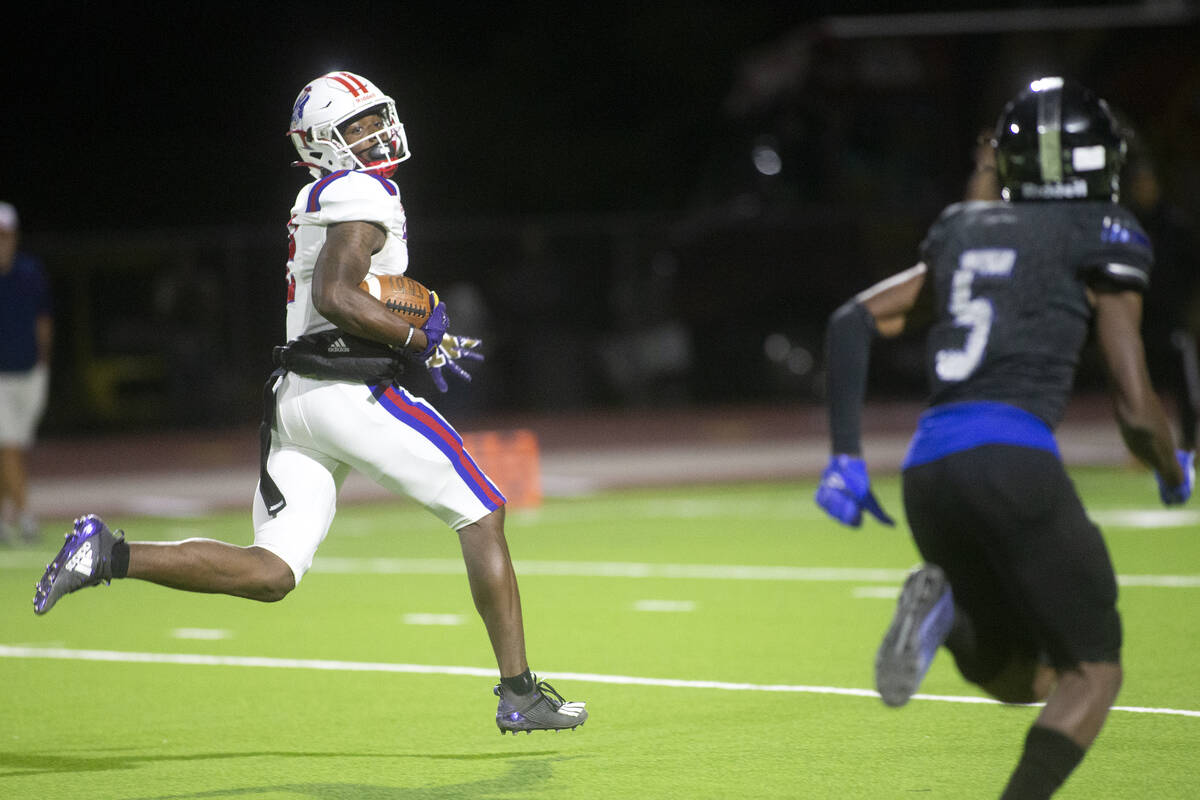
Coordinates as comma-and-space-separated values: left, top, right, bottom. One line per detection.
918, 200, 1153, 428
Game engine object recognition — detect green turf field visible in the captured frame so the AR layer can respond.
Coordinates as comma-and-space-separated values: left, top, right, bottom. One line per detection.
2, 467, 1198, 799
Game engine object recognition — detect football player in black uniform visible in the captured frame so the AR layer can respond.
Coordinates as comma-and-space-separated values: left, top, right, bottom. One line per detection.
815, 77, 1194, 799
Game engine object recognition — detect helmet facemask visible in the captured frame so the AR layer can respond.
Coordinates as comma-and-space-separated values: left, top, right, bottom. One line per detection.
335, 104, 410, 178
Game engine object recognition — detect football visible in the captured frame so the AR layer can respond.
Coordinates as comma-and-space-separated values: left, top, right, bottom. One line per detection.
359, 274, 433, 326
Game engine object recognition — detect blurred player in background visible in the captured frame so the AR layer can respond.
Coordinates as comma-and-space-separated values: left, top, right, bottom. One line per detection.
0, 202, 53, 544
32, 71, 586, 735
963, 126, 1003, 202
815, 78, 1193, 798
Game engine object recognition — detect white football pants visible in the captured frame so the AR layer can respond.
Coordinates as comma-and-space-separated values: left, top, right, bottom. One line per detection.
251, 373, 505, 583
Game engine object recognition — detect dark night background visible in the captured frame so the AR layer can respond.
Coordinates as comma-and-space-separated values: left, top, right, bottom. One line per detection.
8, 1, 1200, 433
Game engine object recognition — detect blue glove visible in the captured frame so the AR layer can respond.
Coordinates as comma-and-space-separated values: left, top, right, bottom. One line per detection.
1157, 450, 1195, 506
419, 291, 450, 360
426, 334, 484, 392
815, 454, 896, 528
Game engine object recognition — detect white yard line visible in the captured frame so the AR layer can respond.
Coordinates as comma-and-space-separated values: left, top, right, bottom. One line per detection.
170, 628, 232, 640
2, 552, 1198, 586
312, 558, 915, 582
1090, 509, 1200, 528
310, 558, 1200, 587
0, 644, 1195, 718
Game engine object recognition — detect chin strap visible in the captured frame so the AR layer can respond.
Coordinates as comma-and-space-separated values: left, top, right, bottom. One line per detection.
258, 369, 287, 517
361, 161, 398, 178
291, 160, 327, 179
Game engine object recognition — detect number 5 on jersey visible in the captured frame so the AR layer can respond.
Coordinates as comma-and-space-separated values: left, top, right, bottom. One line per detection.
935, 248, 1016, 382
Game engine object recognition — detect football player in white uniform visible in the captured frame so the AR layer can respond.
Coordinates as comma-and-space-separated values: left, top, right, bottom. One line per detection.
33, 71, 587, 734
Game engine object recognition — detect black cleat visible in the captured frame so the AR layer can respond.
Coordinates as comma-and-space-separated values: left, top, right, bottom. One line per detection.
875, 564, 955, 707
495, 678, 587, 734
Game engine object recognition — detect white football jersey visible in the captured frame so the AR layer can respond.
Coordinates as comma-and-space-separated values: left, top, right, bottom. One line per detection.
284, 169, 409, 340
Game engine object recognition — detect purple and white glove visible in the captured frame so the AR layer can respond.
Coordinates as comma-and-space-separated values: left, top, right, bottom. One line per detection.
815, 454, 895, 528
426, 333, 484, 392
419, 291, 449, 360
1157, 450, 1195, 506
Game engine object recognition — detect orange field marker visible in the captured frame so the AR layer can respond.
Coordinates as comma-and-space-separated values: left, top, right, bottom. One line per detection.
461, 429, 543, 509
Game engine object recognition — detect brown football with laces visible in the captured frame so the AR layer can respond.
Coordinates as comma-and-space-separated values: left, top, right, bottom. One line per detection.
359, 274, 433, 326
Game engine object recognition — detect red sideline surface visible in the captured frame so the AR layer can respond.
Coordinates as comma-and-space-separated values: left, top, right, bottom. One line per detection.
24, 397, 1133, 520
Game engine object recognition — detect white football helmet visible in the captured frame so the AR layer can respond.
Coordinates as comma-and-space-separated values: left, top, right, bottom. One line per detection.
288, 71, 411, 179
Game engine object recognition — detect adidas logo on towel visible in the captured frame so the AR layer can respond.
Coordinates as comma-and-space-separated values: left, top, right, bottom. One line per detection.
64, 541, 94, 576
326, 337, 350, 354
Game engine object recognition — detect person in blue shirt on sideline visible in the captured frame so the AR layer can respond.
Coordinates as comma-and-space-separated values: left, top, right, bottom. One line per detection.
0, 201, 54, 543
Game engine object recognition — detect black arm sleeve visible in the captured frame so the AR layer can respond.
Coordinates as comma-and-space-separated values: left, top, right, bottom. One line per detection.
825, 299, 877, 455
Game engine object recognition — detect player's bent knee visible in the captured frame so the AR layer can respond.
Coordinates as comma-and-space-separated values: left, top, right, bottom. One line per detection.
472, 504, 506, 533
458, 506, 507, 545
1070, 661, 1123, 701
986, 682, 1042, 705
247, 546, 297, 602
978, 658, 1052, 704
252, 576, 295, 603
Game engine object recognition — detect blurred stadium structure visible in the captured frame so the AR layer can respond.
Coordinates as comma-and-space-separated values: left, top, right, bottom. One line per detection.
25, 4, 1200, 434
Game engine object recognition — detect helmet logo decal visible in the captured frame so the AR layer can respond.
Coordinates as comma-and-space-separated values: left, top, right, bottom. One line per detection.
1018, 179, 1087, 200
290, 87, 312, 129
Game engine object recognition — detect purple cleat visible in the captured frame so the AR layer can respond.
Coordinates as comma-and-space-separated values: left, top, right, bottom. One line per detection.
875, 564, 955, 707
495, 678, 588, 734
33, 515, 123, 616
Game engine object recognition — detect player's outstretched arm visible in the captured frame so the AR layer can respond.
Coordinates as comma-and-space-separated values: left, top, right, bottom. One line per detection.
1092, 287, 1193, 504
816, 264, 927, 527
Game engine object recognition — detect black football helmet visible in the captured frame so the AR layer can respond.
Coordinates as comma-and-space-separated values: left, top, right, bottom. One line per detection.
993, 77, 1126, 202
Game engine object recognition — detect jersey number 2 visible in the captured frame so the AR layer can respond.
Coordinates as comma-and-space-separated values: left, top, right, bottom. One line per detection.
935, 248, 1015, 382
